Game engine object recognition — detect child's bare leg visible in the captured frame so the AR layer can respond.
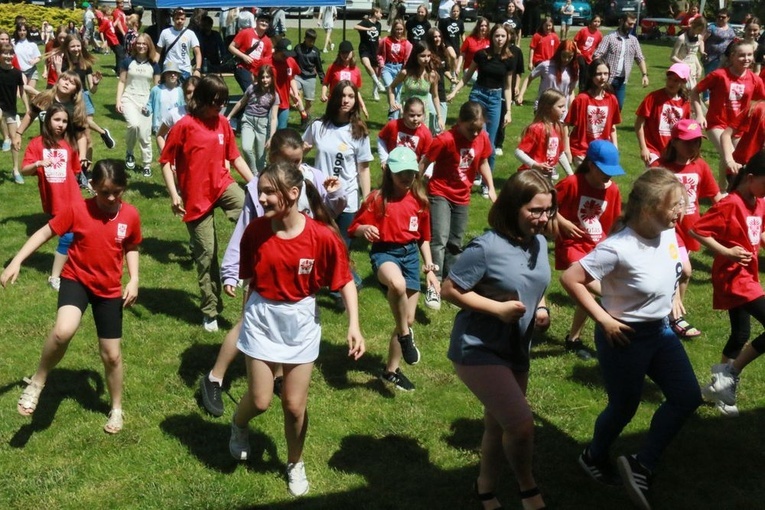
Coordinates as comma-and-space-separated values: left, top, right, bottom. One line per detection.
281, 362, 313, 463
385, 291, 418, 372
51, 252, 68, 279
99, 337, 123, 410
211, 319, 242, 381
234, 357, 277, 426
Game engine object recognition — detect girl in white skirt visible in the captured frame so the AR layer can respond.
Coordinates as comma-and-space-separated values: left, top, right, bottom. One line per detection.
228, 161, 365, 497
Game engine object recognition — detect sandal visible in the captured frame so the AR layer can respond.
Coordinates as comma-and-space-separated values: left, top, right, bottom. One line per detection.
474, 480, 503, 509
17, 377, 44, 416
519, 487, 547, 510
104, 409, 123, 434
671, 316, 702, 338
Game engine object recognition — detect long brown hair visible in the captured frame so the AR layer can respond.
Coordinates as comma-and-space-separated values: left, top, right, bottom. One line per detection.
372, 164, 428, 218
62, 34, 96, 71
321, 81, 369, 140
32, 71, 88, 129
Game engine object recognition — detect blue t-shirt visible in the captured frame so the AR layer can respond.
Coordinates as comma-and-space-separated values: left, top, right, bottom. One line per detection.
447, 230, 550, 371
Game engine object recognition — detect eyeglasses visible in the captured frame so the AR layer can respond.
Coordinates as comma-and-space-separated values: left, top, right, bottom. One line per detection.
527, 207, 557, 219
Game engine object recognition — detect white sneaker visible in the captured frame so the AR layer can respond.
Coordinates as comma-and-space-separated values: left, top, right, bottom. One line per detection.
703, 363, 739, 406
372, 87, 380, 101
716, 400, 740, 417
48, 276, 61, 291
376, 79, 386, 93
203, 317, 219, 333
481, 185, 490, 199
424, 284, 441, 310
330, 43, 335, 51
494, 147, 504, 156
287, 460, 309, 496
473, 176, 483, 187
229, 419, 250, 461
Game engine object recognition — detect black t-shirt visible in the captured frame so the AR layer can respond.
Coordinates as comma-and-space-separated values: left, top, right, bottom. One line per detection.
406, 18, 431, 44
357, 19, 382, 55
502, 15, 522, 33
438, 18, 464, 49
62, 61, 93, 93
474, 50, 515, 89
0, 66, 23, 114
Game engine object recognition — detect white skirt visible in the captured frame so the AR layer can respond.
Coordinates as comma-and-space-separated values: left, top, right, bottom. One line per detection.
237, 290, 321, 364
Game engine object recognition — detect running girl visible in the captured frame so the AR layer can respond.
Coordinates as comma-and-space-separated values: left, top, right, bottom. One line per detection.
692, 149, 765, 417
635, 63, 691, 165
1, 160, 141, 435
515, 89, 573, 180
228, 162, 364, 497
565, 59, 621, 165
517, 40, 578, 112
0, 42, 27, 184
529, 17, 559, 70
226, 64, 280, 173
349, 146, 439, 391
19, 103, 83, 291
377, 97, 433, 168
386, 42, 443, 129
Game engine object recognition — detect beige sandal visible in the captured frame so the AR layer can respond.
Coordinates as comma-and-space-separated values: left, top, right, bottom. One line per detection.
104, 409, 123, 434
17, 377, 44, 416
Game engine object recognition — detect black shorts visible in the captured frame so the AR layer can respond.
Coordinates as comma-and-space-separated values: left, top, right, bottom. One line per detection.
58, 277, 123, 339
359, 49, 378, 67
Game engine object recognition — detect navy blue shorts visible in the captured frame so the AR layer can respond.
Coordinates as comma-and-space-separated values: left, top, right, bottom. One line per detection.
370, 242, 421, 292
58, 277, 123, 339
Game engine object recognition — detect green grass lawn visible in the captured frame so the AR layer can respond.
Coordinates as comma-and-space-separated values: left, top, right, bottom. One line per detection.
0, 29, 764, 509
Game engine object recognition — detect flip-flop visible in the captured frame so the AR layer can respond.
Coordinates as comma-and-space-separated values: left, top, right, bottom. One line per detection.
104, 409, 123, 434
671, 317, 702, 338
17, 377, 44, 416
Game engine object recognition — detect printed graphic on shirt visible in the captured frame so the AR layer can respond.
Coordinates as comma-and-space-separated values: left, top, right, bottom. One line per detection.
577, 195, 608, 242
447, 23, 461, 37
340, 70, 351, 81
299, 258, 315, 275
586, 105, 608, 138
391, 42, 401, 56
729, 82, 745, 113
409, 216, 418, 231
410, 25, 426, 40
218, 134, 224, 144
397, 133, 420, 151
546, 136, 559, 166
458, 147, 475, 181
747, 216, 763, 245
676, 173, 699, 214
42, 148, 68, 183
583, 36, 594, 50
659, 104, 684, 136
116, 223, 128, 243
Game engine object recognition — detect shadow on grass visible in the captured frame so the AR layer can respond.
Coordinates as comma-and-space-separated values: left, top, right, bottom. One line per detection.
137, 286, 199, 325
314, 340, 396, 398
128, 180, 169, 200
139, 236, 194, 269
8, 369, 109, 448
0, 211, 49, 235
160, 413, 282, 475
177, 341, 248, 404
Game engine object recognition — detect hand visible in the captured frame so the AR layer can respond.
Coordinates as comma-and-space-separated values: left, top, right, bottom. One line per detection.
725, 245, 753, 265
224, 284, 238, 298
727, 160, 743, 174
438, 118, 445, 132
346, 327, 366, 360
0, 261, 21, 288
488, 187, 497, 203
40, 159, 52, 168
446, 91, 456, 103
559, 217, 585, 239
535, 307, 550, 330
697, 116, 707, 130
534, 163, 556, 176
93, 71, 102, 85
362, 225, 380, 242
122, 279, 138, 307
12, 132, 21, 151
640, 147, 651, 165
116, 102, 124, 114
495, 300, 526, 323
324, 176, 341, 193
503, 112, 512, 126
321, 92, 328, 102
170, 195, 186, 217
425, 271, 441, 293
242, 55, 253, 65
641, 74, 649, 87
599, 316, 635, 347
390, 101, 401, 112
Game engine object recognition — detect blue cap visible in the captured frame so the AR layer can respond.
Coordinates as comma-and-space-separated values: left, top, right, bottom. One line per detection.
587, 140, 625, 176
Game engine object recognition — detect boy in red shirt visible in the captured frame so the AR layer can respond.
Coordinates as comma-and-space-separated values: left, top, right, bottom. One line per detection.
271, 38, 306, 129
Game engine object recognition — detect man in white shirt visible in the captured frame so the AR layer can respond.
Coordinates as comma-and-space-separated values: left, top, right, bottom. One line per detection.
157, 8, 202, 81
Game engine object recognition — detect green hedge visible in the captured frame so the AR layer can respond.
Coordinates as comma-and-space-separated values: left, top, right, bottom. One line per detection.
0, 4, 82, 31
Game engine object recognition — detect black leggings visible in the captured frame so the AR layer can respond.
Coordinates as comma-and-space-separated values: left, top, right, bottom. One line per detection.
725, 296, 765, 358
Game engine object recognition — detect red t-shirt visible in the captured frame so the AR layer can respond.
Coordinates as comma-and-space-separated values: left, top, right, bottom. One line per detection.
377, 118, 433, 160
159, 114, 240, 222
658, 160, 720, 251
98, 17, 119, 47
692, 191, 765, 309
112, 8, 127, 34
730, 102, 765, 167
517, 122, 565, 171
696, 67, 765, 129
530, 32, 560, 66
635, 89, 690, 158
272, 56, 300, 111
232, 28, 273, 75
380, 37, 412, 65
348, 190, 431, 244
573, 27, 602, 64
50, 198, 142, 298
565, 92, 622, 158
22, 136, 82, 216
239, 215, 351, 301
323, 63, 362, 91
426, 127, 492, 205
459, 35, 489, 69
554, 173, 621, 269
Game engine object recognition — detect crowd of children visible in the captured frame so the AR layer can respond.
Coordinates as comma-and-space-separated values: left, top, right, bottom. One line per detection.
7, 5, 765, 510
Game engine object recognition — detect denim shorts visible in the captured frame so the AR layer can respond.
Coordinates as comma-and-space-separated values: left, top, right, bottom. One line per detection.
370, 242, 421, 292
83, 90, 96, 116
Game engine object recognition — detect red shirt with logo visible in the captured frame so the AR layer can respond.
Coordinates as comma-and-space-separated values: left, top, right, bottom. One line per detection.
348, 190, 431, 244
380, 36, 412, 65
98, 17, 119, 46
554, 173, 621, 269
635, 89, 691, 158
730, 101, 765, 166
272, 56, 300, 111
692, 191, 765, 309
566, 91, 621, 158
459, 35, 490, 69
323, 63, 362, 91
112, 8, 127, 35
50, 198, 142, 298
239, 215, 351, 302
426, 127, 492, 205
23, 137, 82, 216
377, 118, 432, 160
574, 27, 602, 64
696, 67, 765, 130
530, 32, 560, 66
517, 121, 565, 171
159, 114, 240, 222
232, 28, 273, 74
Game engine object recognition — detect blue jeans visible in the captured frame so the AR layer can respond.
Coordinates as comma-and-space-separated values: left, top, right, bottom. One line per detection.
429, 195, 469, 280
382, 62, 403, 120
468, 85, 501, 171
234, 66, 254, 93
277, 108, 289, 130
610, 76, 627, 111
589, 319, 702, 471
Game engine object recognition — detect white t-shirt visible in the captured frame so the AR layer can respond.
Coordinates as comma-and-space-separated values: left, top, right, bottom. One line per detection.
303, 121, 373, 213
13, 40, 40, 72
579, 227, 682, 322
157, 27, 199, 73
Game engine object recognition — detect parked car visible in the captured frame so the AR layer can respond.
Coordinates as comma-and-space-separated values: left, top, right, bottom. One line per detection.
461, 0, 480, 21
550, 0, 592, 25
284, 7, 316, 18
604, 0, 644, 25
